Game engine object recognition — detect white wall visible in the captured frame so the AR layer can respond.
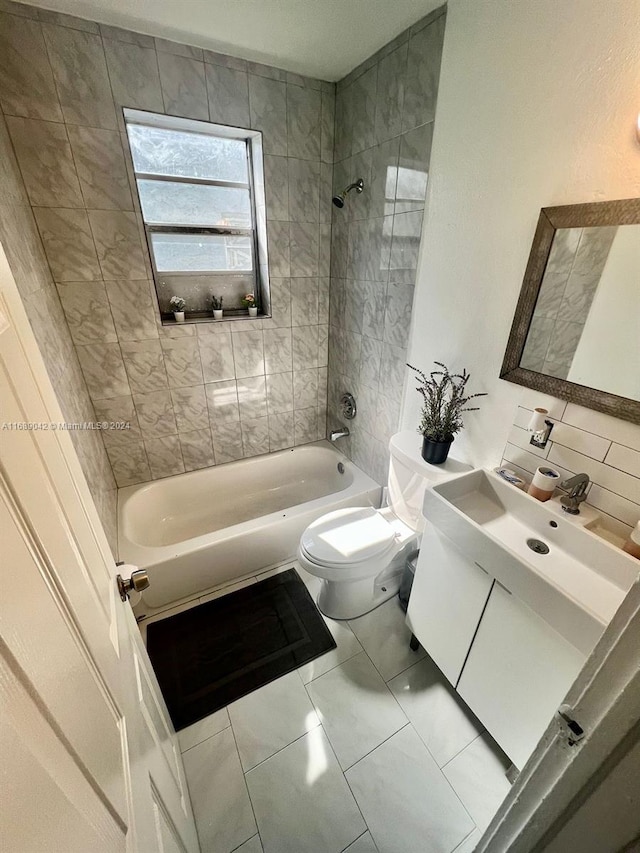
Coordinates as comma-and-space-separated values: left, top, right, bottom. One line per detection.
403, 0, 640, 472
568, 225, 640, 400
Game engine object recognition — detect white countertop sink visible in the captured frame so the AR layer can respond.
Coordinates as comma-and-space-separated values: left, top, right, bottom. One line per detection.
423, 468, 638, 655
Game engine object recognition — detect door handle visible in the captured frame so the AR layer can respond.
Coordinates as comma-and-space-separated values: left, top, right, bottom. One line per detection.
117, 568, 150, 601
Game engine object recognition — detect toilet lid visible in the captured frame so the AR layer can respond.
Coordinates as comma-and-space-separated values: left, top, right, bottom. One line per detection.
301, 506, 396, 566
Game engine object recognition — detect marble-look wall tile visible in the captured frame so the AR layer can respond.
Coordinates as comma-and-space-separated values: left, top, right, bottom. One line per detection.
350, 65, 377, 154
161, 336, 204, 387
265, 277, 292, 328
248, 74, 287, 156
267, 220, 291, 277
320, 90, 335, 165
98, 24, 154, 48
67, 125, 133, 210
154, 37, 202, 60
204, 50, 247, 72
198, 328, 235, 382
171, 385, 209, 432
158, 52, 208, 120
379, 342, 408, 405
212, 423, 243, 463
389, 210, 423, 282
33, 207, 102, 281
103, 38, 164, 112
375, 43, 407, 143
76, 341, 130, 399
7, 116, 83, 207
105, 437, 150, 486
317, 323, 328, 367
268, 411, 294, 451
359, 335, 383, 389
293, 368, 318, 409
246, 60, 286, 82
294, 407, 318, 445
206, 63, 250, 126
288, 158, 320, 223
133, 389, 176, 437
263, 327, 293, 374
383, 281, 414, 347
544, 320, 584, 368
368, 138, 399, 218
293, 324, 319, 369
43, 24, 116, 128
287, 84, 321, 160
266, 371, 293, 414
232, 329, 265, 378
395, 123, 432, 213
241, 416, 269, 457
179, 428, 216, 471
37, 8, 97, 32
291, 277, 319, 327
402, 15, 445, 131
333, 84, 353, 163
290, 222, 319, 277
57, 281, 117, 345
120, 339, 168, 393
88, 210, 146, 279
93, 394, 141, 439
264, 155, 289, 221
237, 375, 267, 419
0, 13, 63, 121
144, 434, 185, 478
105, 279, 158, 340
556, 273, 599, 324
205, 379, 240, 423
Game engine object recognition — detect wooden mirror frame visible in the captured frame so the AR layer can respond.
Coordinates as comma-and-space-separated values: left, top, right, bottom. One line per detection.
500, 197, 640, 425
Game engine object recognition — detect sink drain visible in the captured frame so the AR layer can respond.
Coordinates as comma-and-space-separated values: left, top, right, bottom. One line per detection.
527, 538, 550, 555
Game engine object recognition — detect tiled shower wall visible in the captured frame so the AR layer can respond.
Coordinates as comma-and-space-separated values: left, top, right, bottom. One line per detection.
327, 7, 446, 484
0, 112, 118, 553
0, 2, 334, 487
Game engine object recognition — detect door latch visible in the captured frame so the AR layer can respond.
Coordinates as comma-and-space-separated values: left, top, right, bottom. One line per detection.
557, 704, 585, 746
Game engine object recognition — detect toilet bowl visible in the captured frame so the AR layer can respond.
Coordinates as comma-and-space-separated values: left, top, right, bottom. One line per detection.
297, 431, 472, 620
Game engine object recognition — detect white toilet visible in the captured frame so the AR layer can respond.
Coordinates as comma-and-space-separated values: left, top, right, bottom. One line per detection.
297, 431, 470, 620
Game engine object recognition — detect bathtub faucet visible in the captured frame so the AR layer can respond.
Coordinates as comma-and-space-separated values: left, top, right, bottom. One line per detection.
329, 428, 350, 441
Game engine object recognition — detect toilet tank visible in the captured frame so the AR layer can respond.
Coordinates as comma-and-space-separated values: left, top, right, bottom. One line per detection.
388, 431, 472, 531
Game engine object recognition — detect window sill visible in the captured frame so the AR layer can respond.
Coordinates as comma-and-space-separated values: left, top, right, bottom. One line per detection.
161, 312, 270, 327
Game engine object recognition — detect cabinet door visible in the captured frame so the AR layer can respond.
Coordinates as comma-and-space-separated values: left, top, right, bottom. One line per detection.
408, 522, 493, 685
457, 581, 586, 769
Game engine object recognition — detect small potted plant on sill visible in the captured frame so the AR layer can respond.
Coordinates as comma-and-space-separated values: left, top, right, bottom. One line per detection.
169, 295, 186, 323
212, 295, 223, 320
407, 361, 487, 465
241, 293, 258, 317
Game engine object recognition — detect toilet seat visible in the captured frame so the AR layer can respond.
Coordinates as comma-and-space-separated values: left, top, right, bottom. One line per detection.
300, 506, 397, 566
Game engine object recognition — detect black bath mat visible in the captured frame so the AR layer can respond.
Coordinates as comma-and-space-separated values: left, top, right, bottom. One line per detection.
146, 568, 336, 731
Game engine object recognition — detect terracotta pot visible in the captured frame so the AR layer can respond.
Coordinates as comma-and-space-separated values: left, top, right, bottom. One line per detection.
421, 434, 453, 465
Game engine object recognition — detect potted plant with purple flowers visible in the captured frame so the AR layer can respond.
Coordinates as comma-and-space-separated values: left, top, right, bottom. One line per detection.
170, 295, 186, 323
241, 293, 258, 317
407, 361, 487, 464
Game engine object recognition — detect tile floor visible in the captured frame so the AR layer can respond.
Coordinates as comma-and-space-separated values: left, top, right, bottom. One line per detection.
141, 562, 512, 853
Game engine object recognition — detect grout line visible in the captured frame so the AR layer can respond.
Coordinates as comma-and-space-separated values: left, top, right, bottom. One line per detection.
339, 829, 371, 853
227, 717, 262, 840
340, 721, 411, 774
179, 718, 232, 754
241, 719, 322, 775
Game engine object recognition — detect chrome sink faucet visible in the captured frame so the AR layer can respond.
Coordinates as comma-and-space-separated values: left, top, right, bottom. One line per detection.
560, 473, 590, 515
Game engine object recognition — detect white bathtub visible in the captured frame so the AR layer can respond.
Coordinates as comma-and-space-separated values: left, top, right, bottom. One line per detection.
118, 441, 381, 609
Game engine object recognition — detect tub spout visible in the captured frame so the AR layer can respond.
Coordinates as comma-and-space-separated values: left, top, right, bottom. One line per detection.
330, 428, 350, 441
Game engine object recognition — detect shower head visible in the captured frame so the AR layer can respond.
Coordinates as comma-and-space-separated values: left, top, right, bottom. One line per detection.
332, 178, 364, 208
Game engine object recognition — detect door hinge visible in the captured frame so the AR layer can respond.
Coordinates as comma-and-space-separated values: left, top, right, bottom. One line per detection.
557, 703, 585, 746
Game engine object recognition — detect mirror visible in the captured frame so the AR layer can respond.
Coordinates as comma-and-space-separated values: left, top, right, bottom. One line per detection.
501, 198, 640, 424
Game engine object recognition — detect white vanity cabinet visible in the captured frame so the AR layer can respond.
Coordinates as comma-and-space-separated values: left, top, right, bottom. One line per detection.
407, 522, 493, 685
457, 580, 586, 770
409, 522, 587, 769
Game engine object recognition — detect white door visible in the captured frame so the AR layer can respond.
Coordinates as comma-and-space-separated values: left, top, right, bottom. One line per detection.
0, 245, 200, 853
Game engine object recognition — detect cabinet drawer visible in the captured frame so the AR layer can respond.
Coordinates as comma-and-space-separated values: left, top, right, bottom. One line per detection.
408, 522, 493, 685
457, 581, 586, 769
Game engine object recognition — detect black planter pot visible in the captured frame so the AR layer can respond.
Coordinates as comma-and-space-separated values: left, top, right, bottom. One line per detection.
421, 434, 454, 465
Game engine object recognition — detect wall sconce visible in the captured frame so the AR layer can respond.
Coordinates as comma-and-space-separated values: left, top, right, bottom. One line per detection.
528, 407, 554, 449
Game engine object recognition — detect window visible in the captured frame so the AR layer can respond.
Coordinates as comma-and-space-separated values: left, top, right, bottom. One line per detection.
124, 110, 269, 322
